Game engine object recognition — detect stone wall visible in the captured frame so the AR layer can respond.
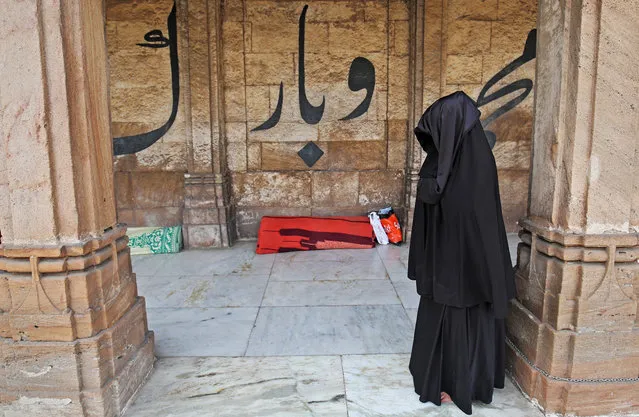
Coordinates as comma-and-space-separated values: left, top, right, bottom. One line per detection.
423, 0, 538, 230
107, 0, 189, 228
106, 0, 537, 241
224, 0, 410, 237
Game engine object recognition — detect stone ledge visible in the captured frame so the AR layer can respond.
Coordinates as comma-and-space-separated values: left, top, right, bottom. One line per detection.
518, 230, 639, 263
0, 235, 129, 274
0, 243, 140, 341
519, 217, 639, 248
0, 225, 128, 259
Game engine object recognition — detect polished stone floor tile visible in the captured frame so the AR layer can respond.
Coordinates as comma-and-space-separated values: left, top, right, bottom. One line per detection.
392, 281, 419, 309
147, 307, 258, 357
137, 274, 268, 308
246, 306, 413, 356
376, 243, 409, 265
381, 258, 409, 283
133, 242, 275, 277
124, 356, 347, 417
404, 308, 418, 325
342, 354, 544, 417
276, 248, 381, 263
270, 257, 388, 281
130, 253, 164, 276
262, 280, 400, 306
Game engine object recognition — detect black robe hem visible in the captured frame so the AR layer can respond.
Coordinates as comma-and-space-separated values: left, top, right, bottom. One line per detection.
409, 296, 506, 416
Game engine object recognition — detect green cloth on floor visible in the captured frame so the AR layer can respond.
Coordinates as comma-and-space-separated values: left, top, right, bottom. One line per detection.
127, 226, 183, 255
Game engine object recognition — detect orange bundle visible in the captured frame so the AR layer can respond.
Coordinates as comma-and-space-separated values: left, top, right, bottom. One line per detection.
378, 207, 403, 244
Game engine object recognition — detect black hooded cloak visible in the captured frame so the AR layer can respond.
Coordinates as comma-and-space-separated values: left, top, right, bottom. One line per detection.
407, 91, 516, 415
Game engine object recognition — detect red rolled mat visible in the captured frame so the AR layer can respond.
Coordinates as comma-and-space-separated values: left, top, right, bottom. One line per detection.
256, 216, 375, 254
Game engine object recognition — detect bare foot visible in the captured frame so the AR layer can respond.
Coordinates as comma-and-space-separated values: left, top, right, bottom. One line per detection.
440, 392, 452, 403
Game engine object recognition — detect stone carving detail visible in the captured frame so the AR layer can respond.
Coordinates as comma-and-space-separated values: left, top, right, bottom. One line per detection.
509, 218, 639, 397
0, 226, 137, 342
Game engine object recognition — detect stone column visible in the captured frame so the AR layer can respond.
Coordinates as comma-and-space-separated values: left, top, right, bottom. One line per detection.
181, 0, 236, 248
404, 0, 425, 238
0, 2, 154, 416
508, 1, 639, 415
405, 0, 445, 238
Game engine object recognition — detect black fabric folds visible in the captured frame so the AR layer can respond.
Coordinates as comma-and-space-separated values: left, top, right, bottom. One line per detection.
407, 91, 516, 414
410, 297, 506, 415
408, 91, 515, 319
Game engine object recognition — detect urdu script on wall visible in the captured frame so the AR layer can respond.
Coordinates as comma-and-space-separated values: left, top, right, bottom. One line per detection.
111, 3, 536, 158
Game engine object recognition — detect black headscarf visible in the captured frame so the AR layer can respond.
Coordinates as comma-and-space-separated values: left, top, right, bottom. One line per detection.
414, 91, 481, 204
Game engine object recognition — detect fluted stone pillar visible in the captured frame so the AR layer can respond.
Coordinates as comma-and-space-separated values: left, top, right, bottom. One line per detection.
507, 0, 639, 415
0, 1, 154, 416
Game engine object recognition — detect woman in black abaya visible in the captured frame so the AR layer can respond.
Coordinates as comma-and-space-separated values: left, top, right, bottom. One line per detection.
407, 91, 516, 415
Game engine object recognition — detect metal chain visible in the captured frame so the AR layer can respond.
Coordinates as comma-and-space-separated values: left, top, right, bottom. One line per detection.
506, 338, 639, 384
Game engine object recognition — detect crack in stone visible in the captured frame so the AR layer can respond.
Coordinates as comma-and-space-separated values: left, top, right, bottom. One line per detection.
187, 377, 293, 399
307, 394, 345, 404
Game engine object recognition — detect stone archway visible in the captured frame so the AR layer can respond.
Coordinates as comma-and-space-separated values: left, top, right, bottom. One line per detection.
0, 0, 637, 416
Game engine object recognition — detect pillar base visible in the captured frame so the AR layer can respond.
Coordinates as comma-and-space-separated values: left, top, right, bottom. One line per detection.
0, 226, 155, 416
507, 340, 639, 416
0, 299, 155, 417
508, 217, 639, 416
183, 173, 236, 248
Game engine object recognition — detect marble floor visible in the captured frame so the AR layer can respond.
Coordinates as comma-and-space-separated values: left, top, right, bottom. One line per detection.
124, 235, 545, 417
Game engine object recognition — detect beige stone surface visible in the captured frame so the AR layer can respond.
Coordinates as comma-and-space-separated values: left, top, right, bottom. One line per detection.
447, 19, 491, 55
248, 122, 319, 142
358, 170, 403, 207
246, 86, 271, 122
245, 53, 295, 85
227, 142, 248, 172
326, 141, 387, 171
328, 21, 387, 53
497, 170, 529, 231
104, 0, 538, 245
510, 1, 639, 409
389, 0, 409, 21
131, 172, 185, 209
445, 54, 483, 84
232, 172, 312, 207
251, 22, 328, 53
261, 142, 328, 171
247, 143, 262, 171
246, 1, 363, 24
319, 120, 386, 142
388, 140, 408, 169
312, 172, 359, 207
391, 21, 410, 56
448, 0, 499, 20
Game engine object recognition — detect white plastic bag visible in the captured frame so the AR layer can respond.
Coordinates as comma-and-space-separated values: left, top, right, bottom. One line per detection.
368, 212, 389, 245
